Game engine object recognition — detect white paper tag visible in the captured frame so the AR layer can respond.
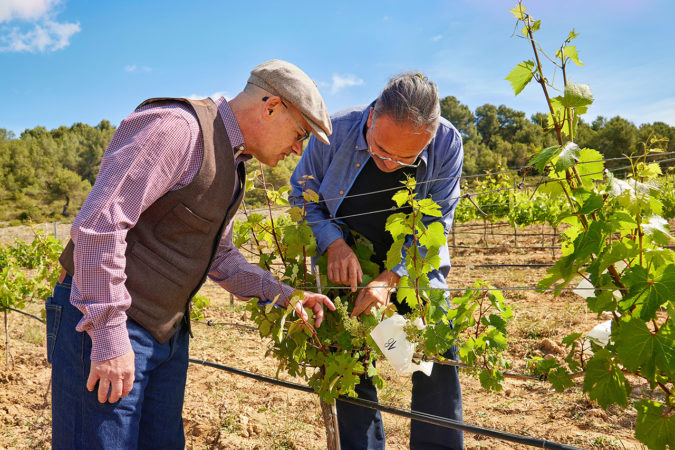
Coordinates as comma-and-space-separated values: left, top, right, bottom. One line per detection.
370, 314, 433, 376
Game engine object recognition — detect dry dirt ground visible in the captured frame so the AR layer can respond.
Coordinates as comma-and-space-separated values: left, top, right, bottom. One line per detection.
0, 221, 651, 449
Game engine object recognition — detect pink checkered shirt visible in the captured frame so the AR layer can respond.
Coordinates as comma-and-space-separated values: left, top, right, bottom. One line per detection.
70, 97, 295, 361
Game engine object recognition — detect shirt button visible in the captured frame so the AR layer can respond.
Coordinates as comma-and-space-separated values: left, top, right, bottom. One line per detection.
355, 145, 359, 149
356, 163, 360, 168
339, 190, 344, 195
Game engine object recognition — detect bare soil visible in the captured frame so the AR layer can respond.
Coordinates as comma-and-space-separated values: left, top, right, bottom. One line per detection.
0, 222, 649, 449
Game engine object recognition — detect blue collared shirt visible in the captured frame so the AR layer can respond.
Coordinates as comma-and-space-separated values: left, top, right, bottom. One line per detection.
290, 103, 464, 289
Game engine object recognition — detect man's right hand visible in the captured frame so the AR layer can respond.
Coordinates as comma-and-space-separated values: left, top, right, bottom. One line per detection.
326, 238, 363, 292
87, 349, 135, 404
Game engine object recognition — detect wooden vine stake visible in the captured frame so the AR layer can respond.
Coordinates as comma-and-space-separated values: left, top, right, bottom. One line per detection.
314, 265, 341, 450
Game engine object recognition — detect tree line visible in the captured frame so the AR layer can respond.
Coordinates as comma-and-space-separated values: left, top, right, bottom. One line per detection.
1, 97, 673, 224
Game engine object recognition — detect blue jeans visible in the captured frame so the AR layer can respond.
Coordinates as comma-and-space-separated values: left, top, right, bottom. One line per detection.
336, 293, 464, 450
46, 275, 190, 450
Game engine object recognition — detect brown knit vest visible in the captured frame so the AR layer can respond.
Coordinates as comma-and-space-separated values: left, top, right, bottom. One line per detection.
59, 97, 246, 343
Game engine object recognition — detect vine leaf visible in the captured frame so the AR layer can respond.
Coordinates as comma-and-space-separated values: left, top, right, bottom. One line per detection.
561, 83, 594, 108
555, 46, 583, 66
620, 264, 675, 322
582, 349, 631, 408
505, 61, 535, 96
548, 367, 574, 392
612, 318, 674, 380
635, 400, 675, 450
509, 5, 526, 20
555, 142, 580, 172
302, 189, 319, 204
529, 145, 560, 171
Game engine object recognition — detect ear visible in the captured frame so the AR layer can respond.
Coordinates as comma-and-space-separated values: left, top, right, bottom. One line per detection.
262, 96, 282, 119
366, 107, 374, 128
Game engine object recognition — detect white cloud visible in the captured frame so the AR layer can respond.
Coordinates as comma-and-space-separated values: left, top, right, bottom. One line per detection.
431, 34, 443, 42
0, 0, 58, 23
0, 0, 80, 53
329, 73, 364, 95
187, 91, 231, 101
125, 65, 152, 73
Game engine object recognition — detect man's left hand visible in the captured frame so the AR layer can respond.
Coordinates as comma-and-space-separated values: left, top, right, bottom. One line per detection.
291, 291, 336, 327
350, 270, 400, 318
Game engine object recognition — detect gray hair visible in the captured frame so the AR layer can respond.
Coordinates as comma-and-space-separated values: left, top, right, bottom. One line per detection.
372, 72, 440, 134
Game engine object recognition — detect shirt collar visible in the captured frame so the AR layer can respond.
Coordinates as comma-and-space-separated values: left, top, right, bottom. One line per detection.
356, 101, 429, 167
215, 97, 250, 161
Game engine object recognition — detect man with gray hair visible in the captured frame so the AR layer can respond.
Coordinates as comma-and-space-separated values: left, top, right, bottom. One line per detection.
47, 59, 335, 449
290, 72, 463, 448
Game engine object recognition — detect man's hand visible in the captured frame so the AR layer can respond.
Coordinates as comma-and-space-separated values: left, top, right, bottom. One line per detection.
326, 239, 363, 292
291, 291, 336, 328
350, 270, 401, 318
87, 349, 135, 404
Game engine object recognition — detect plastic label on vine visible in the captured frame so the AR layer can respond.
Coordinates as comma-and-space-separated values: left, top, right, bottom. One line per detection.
370, 314, 433, 376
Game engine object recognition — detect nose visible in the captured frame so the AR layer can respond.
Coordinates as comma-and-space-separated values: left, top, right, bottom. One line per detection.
291, 140, 304, 155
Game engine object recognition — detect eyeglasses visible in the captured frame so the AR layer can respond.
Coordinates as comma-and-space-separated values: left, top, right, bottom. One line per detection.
262, 96, 310, 144
367, 126, 422, 169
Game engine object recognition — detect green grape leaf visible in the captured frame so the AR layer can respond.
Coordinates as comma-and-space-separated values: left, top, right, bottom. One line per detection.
548, 367, 575, 392
288, 206, 304, 223
392, 189, 410, 208
561, 83, 594, 108
418, 198, 442, 217
479, 368, 504, 392
555, 45, 583, 66
578, 193, 604, 215
554, 142, 580, 172
568, 29, 579, 41
607, 211, 638, 234
634, 400, 675, 450
529, 145, 561, 171
562, 332, 583, 347
385, 240, 404, 271
612, 318, 674, 379
570, 221, 605, 261
636, 162, 663, 179
582, 349, 631, 408
424, 321, 454, 354
620, 264, 675, 321
302, 189, 319, 204
576, 148, 604, 186
586, 286, 618, 314
386, 213, 411, 239
656, 319, 675, 378
641, 215, 673, 246
505, 60, 535, 96
397, 276, 418, 309
509, 4, 526, 20
419, 221, 446, 250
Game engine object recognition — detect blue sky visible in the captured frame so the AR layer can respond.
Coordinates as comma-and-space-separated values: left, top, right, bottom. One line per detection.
1, 0, 674, 137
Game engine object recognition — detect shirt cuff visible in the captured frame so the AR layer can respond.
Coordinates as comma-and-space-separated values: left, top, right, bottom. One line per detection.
265, 281, 297, 307
87, 323, 133, 362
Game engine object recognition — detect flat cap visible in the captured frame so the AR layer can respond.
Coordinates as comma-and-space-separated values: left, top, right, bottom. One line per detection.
248, 60, 332, 144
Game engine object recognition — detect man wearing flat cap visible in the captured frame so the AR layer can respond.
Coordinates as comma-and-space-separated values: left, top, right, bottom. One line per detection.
47, 59, 334, 449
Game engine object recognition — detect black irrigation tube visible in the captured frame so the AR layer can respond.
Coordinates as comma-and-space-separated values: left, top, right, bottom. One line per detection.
7, 306, 45, 323
451, 245, 561, 250
452, 263, 554, 268
188, 357, 582, 449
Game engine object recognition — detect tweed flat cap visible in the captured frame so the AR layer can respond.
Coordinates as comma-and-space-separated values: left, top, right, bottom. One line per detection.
248, 60, 332, 144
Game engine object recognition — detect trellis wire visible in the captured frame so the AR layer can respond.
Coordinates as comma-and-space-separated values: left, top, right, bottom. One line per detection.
242, 151, 675, 215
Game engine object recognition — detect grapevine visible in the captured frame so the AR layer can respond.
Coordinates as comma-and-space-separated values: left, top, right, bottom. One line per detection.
507, 3, 674, 448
